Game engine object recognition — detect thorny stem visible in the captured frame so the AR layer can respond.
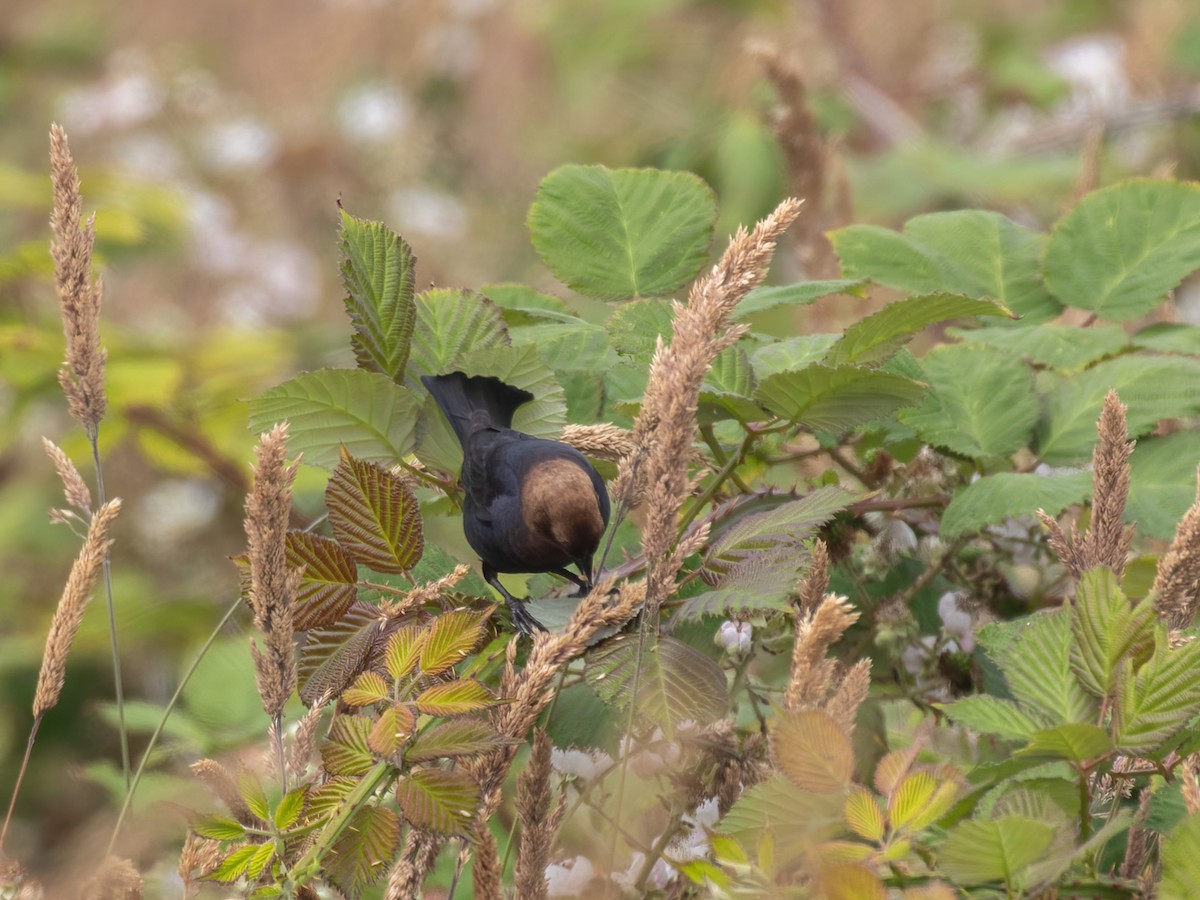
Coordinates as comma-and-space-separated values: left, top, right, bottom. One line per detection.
829, 446, 872, 488
93, 435, 132, 792
699, 424, 750, 493
1078, 766, 1092, 841
107, 594, 243, 856
0, 716, 43, 852
273, 711, 288, 795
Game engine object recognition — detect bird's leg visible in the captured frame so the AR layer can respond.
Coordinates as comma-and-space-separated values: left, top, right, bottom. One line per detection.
549, 567, 590, 596
483, 564, 547, 636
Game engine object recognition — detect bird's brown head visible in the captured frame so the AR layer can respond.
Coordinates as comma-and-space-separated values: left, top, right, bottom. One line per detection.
520, 458, 606, 559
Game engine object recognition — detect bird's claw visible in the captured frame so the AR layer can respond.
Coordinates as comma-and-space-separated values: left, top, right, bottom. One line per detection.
507, 598, 548, 637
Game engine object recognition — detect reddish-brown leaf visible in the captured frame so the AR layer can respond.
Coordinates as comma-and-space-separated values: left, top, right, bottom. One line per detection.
326, 449, 423, 574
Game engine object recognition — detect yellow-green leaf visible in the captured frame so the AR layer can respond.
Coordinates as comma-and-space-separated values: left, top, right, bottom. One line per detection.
385, 625, 426, 681
415, 678, 499, 717
419, 608, 492, 676
342, 671, 390, 707
844, 786, 885, 842
772, 709, 854, 794
368, 704, 416, 757
394, 768, 480, 836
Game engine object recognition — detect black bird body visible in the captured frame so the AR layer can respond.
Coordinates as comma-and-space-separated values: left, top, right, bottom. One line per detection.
421, 371, 610, 633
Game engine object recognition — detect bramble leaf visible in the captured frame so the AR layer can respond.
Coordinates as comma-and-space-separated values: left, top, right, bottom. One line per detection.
755, 365, 925, 431
286, 532, 358, 630
772, 709, 854, 794
406, 719, 508, 762
339, 211, 416, 382
939, 816, 1055, 886
327, 449, 424, 574
369, 703, 416, 757
419, 608, 492, 676
299, 602, 384, 707
941, 471, 1093, 539
395, 768, 480, 836
325, 806, 401, 896
321, 715, 375, 776
342, 671, 389, 708
415, 678, 499, 717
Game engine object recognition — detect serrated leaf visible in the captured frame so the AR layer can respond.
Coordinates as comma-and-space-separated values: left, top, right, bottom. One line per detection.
1017, 723, 1114, 763
750, 334, 840, 378
325, 805, 401, 897
246, 841, 275, 881
941, 470, 1093, 539
339, 211, 416, 382
772, 709, 854, 793
949, 323, 1129, 372
981, 609, 1100, 725
209, 845, 260, 883
395, 768, 479, 835
248, 369, 421, 470
704, 345, 754, 396
306, 777, 357, 823
1115, 632, 1200, 754
703, 486, 856, 581
585, 634, 728, 738
831, 210, 1060, 322
286, 532, 358, 630
385, 626, 426, 681
826, 293, 1011, 367
415, 678, 499, 716
483, 283, 575, 324
193, 815, 246, 842
406, 719, 507, 762
327, 449, 423, 574
942, 694, 1051, 740
903, 779, 961, 833
939, 816, 1056, 886
528, 165, 717, 300
817, 863, 886, 900
407, 288, 509, 386
755, 365, 926, 431
1132, 321, 1200, 355
606, 298, 675, 361
899, 343, 1037, 459
299, 601, 383, 706
844, 786, 885, 842
1161, 812, 1200, 900
889, 772, 936, 831
720, 774, 845, 858
369, 703, 416, 756
1071, 567, 1156, 699
321, 715, 375, 776
1128, 432, 1200, 540
676, 546, 801, 620
1044, 180, 1200, 320
239, 770, 269, 821
511, 320, 616, 373
342, 671, 390, 707
1037, 355, 1200, 464
873, 745, 919, 797
419, 608, 490, 676
274, 788, 306, 830
734, 279, 868, 318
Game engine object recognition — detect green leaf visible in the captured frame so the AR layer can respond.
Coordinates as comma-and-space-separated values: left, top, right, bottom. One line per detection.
942, 695, 1052, 740
245, 842, 276, 881
941, 471, 1093, 539
1071, 568, 1156, 699
325, 805, 401, 896
339, 211, 417, 382
606, 298, 675, 361
1036, 355, 1200, 464
831, 210, 1060, 322
939, 816, 1056, 886
1160, 812, 1200, 900
586, 634, 728, 738
949, 323, 1129, 372
321, 715, 375, 776
342, 671, 390, 707
193, 815, 246, 841
1115, 632, 1200, 754
720, 774, 844, 858
754, 365, 926, 431
239, 770, 269, 820
750, 334, 840, 378
286, 532, 358, 630
1132, 322, 1200, 355
844, 786, 885, 842
395, 767, 479, 836
528, 164, 717, 300
483, 283, 575, 324
415, 678, 499, 716
209, 845, 260, 883
1044, 180, 1200, 320
407, 289, 509, 385
274, 788, 306, 830
418, 608, 490, 676
406, 719, 509, 762
1017, 723, 1114, 763
981, 609, 1100, 725
703, 486, 857, 580
676, 548, 802, 619
384, 625, 426, 681
299, 601, 384, 706
772, 709, 854, 793
327, 449, 424, 574
1128, 432, 1200, 540
899, 343, 1037, 459
510, 320, 616, 373
734, 279, 868, 318
248, 369, 420, 470
825, 293, 1012, 367
704, 345, 754, 396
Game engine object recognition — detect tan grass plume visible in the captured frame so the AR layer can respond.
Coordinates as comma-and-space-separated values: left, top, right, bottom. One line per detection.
515, 729, 566, 900
1153, 467, 1200, 629
43, 436, 92, 514
49, 124, 107, 439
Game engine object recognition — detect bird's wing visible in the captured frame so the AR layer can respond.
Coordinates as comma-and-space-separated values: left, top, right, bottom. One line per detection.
462, 429, 523, 520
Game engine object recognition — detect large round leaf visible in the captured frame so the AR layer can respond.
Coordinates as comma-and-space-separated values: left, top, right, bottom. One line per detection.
529, 165, 717, 301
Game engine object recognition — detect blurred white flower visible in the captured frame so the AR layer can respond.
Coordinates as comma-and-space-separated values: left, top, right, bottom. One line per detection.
1046, 35, 1129, 114
389, 187, 468, 240
716, 620, 752, 656
60, 50, 165, 133
136, 480, 221, 548
337, 83, 412, 143
620, 727, 681, 778
938, 592, 975, 652
550, 746, 611, 781
545, 856, 595, 898
200, 116, 279, 172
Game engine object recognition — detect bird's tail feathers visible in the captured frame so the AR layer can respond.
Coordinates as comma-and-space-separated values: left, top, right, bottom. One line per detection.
421, 371, 533, 447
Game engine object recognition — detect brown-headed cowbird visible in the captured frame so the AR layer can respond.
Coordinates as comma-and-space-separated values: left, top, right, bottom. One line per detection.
421, 371, 611, 635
